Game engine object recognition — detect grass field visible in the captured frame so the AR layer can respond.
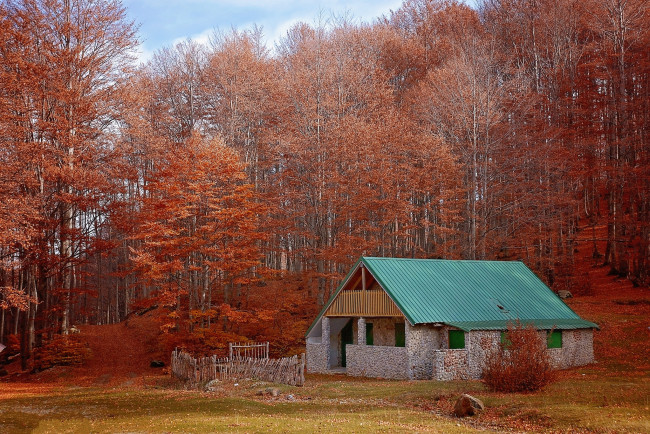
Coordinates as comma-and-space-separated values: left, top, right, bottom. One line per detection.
0, 379, 472, 433
1, 370, 648, 433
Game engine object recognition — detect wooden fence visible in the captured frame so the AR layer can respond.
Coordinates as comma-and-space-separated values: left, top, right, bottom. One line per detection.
229, 341, 269, 360
171, 348, 305, 387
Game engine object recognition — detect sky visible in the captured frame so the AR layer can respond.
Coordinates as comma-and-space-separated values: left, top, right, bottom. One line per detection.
121, 0, 407, 63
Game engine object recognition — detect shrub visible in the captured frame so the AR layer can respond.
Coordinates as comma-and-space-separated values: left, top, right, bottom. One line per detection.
6, 334, 20, 353
34, 335, 92, 370
482, 323, 555, 393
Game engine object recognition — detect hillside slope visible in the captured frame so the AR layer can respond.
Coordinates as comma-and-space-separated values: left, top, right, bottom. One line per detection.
72, 311, 167, 386
5, 310, 167, 387
565, 224, 649, 375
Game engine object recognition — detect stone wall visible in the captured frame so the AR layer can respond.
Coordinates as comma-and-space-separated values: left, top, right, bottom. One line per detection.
306, 316, 330, 374
466, 330, 501, 379
431, 330, 503, 380
306, 342, 329, 373
432, 349, 469, 380
307, 316, 594, 378
431, 326, 478, 380
433, 328, 595, 380
406, 323, 441, 379
346, 344, 409, 379
546, 328, 594, 369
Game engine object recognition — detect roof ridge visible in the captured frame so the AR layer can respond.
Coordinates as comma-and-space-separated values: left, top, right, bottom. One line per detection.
362, 256, 521, 263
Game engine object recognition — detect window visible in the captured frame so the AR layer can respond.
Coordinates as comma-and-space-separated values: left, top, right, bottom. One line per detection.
449, 330, 465, 349
395, 323, 405, 347
500, 331, 512, 349
547, 330, 562, 348
366, 323, 374, 345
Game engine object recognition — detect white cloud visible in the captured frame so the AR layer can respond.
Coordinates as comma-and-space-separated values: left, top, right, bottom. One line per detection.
171, 27, 215, 48
129, 45, 155, 66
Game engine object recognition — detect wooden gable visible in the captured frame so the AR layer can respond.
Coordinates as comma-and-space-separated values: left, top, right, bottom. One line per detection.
326, 264, 402, 317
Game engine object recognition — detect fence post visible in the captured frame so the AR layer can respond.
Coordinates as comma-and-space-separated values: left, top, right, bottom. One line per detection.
299, 353, 305, 386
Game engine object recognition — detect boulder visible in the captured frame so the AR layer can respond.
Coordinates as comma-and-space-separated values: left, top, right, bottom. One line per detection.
558, 290, 573, 299
204, 379, 221, 392
150, 360, 165, 368
256, 387, 280, 397
454, 394, 484, 418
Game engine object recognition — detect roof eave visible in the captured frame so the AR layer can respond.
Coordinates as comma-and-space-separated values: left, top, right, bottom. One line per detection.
304, 257, 363, 337
444, 319, 599, 331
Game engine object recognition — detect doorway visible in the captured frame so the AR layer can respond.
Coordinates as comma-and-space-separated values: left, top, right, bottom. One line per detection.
340, 319, 354, 367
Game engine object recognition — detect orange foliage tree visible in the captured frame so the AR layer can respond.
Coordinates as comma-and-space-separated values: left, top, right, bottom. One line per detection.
0, 0, 136, 367
127, 133, 267, 353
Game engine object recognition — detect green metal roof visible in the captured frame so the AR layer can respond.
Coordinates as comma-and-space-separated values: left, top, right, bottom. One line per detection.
306, 257, 597, 335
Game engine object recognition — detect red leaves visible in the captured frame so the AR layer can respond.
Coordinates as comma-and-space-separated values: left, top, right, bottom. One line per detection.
124, 133, 267, 348
0, 287, 36, 311
33, 334, 92, 371
482, 323, 556, 393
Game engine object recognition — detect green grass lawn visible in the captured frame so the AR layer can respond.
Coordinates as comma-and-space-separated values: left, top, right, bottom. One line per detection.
0, 381, 472, 433
1, 371, 648, 433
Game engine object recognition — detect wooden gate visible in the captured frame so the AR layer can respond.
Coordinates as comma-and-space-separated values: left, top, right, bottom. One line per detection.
229, 341, 269, 360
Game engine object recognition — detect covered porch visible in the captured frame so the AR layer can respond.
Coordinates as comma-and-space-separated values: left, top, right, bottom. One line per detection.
305, 261, 409, 377
306, 316, 409, 379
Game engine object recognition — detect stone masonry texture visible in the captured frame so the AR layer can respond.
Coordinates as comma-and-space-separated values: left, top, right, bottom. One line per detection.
406, 323, 441, 380
346, 344, 409, 379
306, 316, 595, 379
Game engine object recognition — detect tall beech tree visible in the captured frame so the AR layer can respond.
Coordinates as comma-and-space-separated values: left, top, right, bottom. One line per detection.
0, 0, 136, 364
128, 133, 266, 346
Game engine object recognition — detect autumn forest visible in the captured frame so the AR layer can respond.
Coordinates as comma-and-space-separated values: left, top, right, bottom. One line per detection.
1, 0, 648, 365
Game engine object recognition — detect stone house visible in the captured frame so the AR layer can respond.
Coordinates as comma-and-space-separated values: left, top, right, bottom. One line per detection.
305, 257, 598, 380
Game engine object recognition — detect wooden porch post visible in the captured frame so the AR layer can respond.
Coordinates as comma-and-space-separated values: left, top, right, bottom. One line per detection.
361, 265, 367, 316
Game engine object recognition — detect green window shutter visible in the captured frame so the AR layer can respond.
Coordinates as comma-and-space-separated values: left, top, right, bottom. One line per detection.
449, 330, 465, 349
395, 323, 405, 347
366, 323, 374, 345
547, 330, 562, 348
500, 331, 512, 349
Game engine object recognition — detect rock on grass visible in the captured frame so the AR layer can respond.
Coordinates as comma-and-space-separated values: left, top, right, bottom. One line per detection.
454, 394, 484, 417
